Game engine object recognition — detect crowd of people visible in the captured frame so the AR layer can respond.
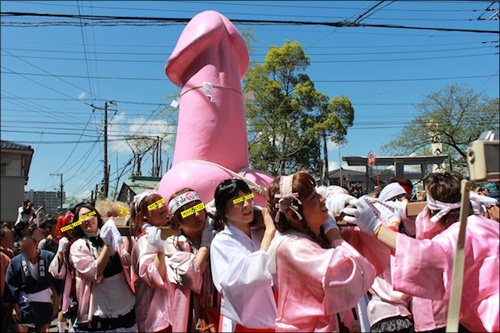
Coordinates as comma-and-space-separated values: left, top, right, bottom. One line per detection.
1, 171, 498, 333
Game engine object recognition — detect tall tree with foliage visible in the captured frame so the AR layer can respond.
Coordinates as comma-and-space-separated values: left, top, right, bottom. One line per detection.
308, 95, 354, 184
382, 84, 499, 169
244, 40, 354, 178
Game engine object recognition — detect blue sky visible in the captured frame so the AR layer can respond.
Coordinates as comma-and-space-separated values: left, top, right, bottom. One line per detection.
1, 1, 499, 200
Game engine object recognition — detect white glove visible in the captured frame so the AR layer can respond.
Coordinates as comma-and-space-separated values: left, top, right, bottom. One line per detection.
201, 218, 215, 247
322, 215, 339, 234
100, 220, 123, 248
58, 237, 69, 253
343, 198, 382, 236
383, 200, 408, 221
387, 212, 402, 225
147, 226, 165, 252
326, 193, 356, 217
371, 200, 402, 227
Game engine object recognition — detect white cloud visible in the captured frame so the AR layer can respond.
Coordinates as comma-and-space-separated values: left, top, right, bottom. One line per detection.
327, 140, 340, 151
74, 190, 92, 201
328, 160, 340, 171
78, 92, 87, 100
108, 113, 176, 154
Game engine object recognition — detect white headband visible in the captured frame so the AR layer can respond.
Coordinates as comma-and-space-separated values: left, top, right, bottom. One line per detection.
427, 195, 461, 223
379, 183, 407, 202
274, 175, 302, 222
134, 190, 157, 214
469, 191, 498, 214
316, 185, 348, 200
168, 191, 201, 216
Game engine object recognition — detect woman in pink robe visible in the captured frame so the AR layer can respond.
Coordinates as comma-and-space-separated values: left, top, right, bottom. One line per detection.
343, 172, 499, 333
48, 212, 78, 333
165, 188, 219, 332
130, 191, 172, 333
69, 203, 136, 332
266, 172, 377, 332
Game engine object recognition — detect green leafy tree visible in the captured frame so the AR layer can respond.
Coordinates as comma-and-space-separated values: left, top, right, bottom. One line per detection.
244, 40, 354, 178
308, 95, 354, 184
382, 84, 499, 170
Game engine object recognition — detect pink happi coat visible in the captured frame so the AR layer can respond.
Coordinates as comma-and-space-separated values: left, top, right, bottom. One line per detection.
339, 225, 415, 328
267, 230, 377, 332
392, 215, 499, 332
164, 234, 203, 332
410, 208, 450, 331
362, 203, 413, 327
48, 251, 73, 314
70, 238, 134, 324
131, 228, 172, 332
367, 257, 412, 327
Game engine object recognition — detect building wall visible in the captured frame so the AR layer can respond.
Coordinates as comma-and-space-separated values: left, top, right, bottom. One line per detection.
25, 190, 66, 214
1, 148, 33, 223
0, 176, 25, 222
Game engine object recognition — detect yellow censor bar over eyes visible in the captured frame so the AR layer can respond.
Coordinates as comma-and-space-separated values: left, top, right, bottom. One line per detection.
61, 210, 96, 232
147, 198, 165, 211
233, 193, 254, 205
180, 202, 205, 219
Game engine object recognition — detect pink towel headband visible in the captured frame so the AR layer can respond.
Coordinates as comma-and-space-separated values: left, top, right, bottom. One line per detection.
274, 175, 303, 222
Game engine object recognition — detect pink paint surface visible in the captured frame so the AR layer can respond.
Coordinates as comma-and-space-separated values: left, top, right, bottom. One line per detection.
158, 11, 273, 206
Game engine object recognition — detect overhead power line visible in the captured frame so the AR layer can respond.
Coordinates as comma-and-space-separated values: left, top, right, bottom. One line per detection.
3, 45, 496, 57
5, 0, 487, 13
2, 70, 496, 83
3, 49, 496, 64
1, 11, 499, 34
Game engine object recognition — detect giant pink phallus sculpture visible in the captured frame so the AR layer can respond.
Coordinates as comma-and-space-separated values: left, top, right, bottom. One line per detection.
157, 11, 274, 207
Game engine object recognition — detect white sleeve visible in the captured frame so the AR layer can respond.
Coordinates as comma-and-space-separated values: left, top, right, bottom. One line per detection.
210, 234, 276, 328
164, 236, 202, 293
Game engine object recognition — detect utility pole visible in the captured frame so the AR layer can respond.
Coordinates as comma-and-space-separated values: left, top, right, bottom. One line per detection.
339, 146, 343, 187
50, 173, 63, 211
103, 101, 109, 198
91, 101, 116, 199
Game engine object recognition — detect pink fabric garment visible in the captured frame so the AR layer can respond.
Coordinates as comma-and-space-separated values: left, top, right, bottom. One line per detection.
164, 234, 203, 332
357, 203, 412, 327
392, 215, 499, 333
48, 253, 73, 313
411, 208, 449, 331
271, 230, 376, 332
340, 227, 390, 276
131, 232, 171, 332
69, 238, 134, 324
415, 207, 443, 240
367, 259, 412, 326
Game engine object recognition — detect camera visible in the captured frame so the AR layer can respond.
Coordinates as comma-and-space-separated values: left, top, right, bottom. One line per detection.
467, 130, 499, 182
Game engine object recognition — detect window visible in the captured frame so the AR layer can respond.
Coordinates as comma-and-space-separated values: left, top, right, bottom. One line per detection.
0, 164, 6, 177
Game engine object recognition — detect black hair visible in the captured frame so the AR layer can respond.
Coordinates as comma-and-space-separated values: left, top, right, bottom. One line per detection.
44, 219, 56, 230
214, 179, 252, 231
70, 202, 104, 240
14, 221, 29, 238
